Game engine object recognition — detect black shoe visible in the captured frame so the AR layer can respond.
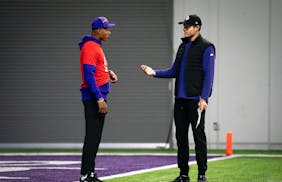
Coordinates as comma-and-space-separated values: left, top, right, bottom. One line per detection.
80, 172, 103, 182
172, 175, 190, 182
198, 175, 207, 182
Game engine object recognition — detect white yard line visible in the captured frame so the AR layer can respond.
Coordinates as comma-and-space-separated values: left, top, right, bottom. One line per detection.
233, 154, 282, 157
0, 153, 81, 156
100, 163, 178, 180
100, 155, 233, 180
0, 152, 177, 156
100, 154, 282, 180
0, 152, 229, 156
0, 176, 30, 180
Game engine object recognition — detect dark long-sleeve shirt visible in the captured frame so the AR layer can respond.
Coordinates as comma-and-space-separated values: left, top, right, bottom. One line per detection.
155, 43, 215, 102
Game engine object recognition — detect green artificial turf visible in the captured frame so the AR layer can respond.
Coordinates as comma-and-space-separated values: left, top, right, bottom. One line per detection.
105, 156, 282, 182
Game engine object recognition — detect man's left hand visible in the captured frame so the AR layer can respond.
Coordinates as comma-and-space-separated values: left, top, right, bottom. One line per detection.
198, 98, 208, 111
109, 70, 118, 83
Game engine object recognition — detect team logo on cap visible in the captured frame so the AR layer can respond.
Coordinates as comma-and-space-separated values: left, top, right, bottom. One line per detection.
185, 16, 190, 21
102, 17, 108, 23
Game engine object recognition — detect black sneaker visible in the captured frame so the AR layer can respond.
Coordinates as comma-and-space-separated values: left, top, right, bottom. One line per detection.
172, 175, 190, 182
198, 175, 207, 182
80, 172, 103, 182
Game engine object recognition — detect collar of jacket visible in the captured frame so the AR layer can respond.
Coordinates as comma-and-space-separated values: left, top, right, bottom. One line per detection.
181, 34, 202, 44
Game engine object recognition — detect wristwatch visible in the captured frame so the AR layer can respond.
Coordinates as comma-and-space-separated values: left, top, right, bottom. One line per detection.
97, 98, 104, 102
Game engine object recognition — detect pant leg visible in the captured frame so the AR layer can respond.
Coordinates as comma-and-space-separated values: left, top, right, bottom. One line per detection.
189, 101, 207, 175
81, 99, 105, 175
174, 99, 190, 176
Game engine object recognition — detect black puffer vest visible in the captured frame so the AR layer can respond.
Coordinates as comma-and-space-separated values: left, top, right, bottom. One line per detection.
174, 35, 215, 97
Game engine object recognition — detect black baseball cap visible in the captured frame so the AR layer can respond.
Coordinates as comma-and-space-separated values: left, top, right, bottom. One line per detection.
178, 14, 202, 27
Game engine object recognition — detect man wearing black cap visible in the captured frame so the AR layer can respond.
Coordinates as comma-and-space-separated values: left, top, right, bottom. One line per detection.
141, 14, 215, 182
78, 16, 118, 182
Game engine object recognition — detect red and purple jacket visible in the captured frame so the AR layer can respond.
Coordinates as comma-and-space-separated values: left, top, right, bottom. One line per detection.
79, 36, 110, 101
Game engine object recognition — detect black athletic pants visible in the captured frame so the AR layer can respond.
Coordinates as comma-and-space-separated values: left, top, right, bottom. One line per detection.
174, 98, 207, 176
80, 99, 105, 175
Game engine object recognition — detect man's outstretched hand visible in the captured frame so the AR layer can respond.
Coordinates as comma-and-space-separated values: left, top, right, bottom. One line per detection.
140, 64, 156, 76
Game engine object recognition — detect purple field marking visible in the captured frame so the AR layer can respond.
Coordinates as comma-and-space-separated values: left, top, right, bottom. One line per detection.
0, 154, 222, 182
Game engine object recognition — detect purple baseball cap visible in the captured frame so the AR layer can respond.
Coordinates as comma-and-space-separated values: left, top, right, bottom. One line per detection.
91, 16, 116, 30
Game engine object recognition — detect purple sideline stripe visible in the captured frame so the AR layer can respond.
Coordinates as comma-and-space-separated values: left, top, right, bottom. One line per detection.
0, 154, 222, 182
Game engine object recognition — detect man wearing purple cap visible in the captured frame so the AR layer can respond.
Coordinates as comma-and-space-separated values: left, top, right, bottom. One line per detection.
78, 16, 117, 182
141, 14, 215, 182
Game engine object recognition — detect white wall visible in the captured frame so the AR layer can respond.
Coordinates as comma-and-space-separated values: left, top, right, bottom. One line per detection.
270, 0, 282, 148
173, 0, 282, 149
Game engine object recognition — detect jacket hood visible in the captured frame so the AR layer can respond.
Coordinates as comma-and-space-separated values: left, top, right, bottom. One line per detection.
78, 35, 102, 49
